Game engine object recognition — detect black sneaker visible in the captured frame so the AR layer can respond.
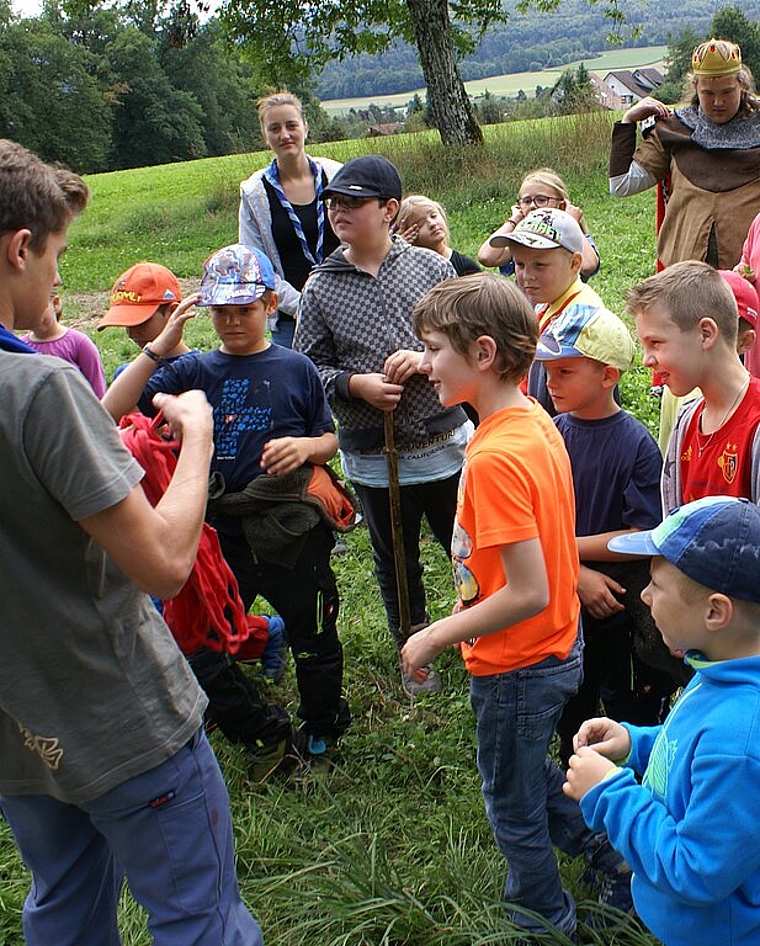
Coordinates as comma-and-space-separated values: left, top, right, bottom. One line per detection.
583, 862, 634, 930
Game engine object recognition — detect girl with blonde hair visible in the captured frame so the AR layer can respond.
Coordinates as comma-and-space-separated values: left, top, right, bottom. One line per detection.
478, 167, 600, 280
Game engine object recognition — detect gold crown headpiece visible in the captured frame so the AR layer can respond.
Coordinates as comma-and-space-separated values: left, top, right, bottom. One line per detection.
692, 39, 742, 77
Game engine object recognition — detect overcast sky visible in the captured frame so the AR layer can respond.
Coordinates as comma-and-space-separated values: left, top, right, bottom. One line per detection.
11, 0, 43, 16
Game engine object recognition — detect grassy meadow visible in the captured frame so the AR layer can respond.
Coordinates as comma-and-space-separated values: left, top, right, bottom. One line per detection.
1, 113, 664, 945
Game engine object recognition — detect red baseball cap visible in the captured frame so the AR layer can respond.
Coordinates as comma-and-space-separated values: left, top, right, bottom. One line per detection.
98, 263, 182, 330
718, 269, 759, 329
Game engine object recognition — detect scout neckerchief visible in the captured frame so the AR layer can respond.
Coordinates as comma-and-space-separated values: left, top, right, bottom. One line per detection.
264, 156, 326, 266
0, 323, 37, 353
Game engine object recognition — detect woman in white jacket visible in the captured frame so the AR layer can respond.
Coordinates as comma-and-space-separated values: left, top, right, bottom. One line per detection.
239, 92, 342, 347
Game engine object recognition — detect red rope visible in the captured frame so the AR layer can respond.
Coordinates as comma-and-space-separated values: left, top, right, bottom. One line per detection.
118, 412, 249, 655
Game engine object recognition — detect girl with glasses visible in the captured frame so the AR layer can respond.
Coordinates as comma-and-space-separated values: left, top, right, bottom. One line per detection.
478, 167, 600, 281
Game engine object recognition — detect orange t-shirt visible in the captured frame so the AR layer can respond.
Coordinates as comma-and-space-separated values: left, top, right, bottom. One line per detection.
455, 400, 580, 676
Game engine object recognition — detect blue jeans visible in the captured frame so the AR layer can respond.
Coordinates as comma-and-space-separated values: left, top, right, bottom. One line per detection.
270, 315, 295, 349
470, 634, 593, 937
0, 729, 262, 946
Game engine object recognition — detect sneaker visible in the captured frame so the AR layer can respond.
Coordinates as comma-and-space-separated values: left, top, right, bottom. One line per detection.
597, 862, 634, 918
401, 663, 442, 698
583, 861, 633, 929
293, 698, 351, 784
261, 615, 287, 683
248, 726, 306, 784
330, 538, 349, 557
294, 733, 336, 784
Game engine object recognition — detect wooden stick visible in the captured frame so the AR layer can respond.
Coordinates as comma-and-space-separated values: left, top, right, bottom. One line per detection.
383, 409, 412, 641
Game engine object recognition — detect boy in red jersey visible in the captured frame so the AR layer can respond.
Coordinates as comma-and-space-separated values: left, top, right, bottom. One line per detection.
628, 260, 760, 509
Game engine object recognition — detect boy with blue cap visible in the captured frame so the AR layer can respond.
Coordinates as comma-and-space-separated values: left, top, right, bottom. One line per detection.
104, 244, 350, 780
564, 495, 760, 946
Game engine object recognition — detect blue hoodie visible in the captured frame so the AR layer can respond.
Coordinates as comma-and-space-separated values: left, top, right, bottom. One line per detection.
580, 653, 760, 946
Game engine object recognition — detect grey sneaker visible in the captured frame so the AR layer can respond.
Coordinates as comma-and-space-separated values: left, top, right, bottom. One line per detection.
401, 663, 442, 698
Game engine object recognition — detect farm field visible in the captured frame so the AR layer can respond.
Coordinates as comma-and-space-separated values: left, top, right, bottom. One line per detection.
321, 45, 667, 114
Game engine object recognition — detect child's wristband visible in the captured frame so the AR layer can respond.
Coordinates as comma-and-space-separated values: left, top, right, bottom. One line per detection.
142, 344, 167, 367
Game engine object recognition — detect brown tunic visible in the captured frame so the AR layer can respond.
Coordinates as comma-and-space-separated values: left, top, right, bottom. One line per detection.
610, 117, 760, 269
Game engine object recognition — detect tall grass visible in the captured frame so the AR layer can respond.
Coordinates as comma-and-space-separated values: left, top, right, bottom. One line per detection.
1, 113, 665, 945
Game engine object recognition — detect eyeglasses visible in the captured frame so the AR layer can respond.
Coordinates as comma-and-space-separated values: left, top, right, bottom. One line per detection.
325, 195, 376, 211
516, 194, 561, 209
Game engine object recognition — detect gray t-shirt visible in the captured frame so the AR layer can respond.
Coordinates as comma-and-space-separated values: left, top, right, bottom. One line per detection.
0, 351, 206, 803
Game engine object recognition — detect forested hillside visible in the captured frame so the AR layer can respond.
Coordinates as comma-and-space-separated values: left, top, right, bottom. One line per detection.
315, 0, 760, 99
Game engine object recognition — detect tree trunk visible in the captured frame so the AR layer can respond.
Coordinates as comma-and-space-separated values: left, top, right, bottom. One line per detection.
405, 0, 483, 146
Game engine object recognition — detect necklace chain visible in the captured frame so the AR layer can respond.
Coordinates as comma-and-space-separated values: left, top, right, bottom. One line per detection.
697, 376, 749, 457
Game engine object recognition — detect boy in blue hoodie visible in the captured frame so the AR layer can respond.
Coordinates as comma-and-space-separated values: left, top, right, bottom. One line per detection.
564, 496, 760, 946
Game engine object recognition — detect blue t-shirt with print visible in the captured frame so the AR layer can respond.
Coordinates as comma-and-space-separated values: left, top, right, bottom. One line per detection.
140, 344, 334, 493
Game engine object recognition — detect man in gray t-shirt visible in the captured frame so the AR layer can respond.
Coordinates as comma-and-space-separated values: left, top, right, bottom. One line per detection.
0, 141, 262, 944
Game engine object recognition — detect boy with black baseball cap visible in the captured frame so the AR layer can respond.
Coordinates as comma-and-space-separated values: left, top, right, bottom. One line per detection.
565, 495, 760, 946
295, 155, 473, 698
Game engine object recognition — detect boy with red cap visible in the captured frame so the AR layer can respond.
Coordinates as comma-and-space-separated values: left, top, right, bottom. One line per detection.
98, 262, 192, 367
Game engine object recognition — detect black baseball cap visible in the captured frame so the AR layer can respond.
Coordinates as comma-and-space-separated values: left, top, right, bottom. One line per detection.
322, 155, 403, 202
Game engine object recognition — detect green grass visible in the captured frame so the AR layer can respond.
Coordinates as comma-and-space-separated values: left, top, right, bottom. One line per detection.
1, 113, 665, 945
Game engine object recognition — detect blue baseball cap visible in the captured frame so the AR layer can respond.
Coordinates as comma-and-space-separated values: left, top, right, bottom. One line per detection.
535, 304, 635, 372
608, 496, 760, 603
198, 244, 277, 307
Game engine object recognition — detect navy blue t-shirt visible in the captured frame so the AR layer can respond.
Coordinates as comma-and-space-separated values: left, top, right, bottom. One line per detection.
140, 344, 334, 493
554, 410, 662, 544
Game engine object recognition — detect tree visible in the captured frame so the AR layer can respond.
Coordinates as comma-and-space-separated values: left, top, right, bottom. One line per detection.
711, 6, 760, 79
107, 26, 207, 168
218, 0, 501, 145
656, 26, 702, 104
0, 16, 112, 172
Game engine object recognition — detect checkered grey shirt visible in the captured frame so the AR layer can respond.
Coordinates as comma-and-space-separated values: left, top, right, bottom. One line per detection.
295, 237, 465, 452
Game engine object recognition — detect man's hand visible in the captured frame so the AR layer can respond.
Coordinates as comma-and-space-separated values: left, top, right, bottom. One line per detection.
152, 389, 212, 445
621, 96, 672, 124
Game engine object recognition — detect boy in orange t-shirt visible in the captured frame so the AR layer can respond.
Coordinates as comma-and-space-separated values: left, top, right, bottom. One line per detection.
402, 273, 631, 939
